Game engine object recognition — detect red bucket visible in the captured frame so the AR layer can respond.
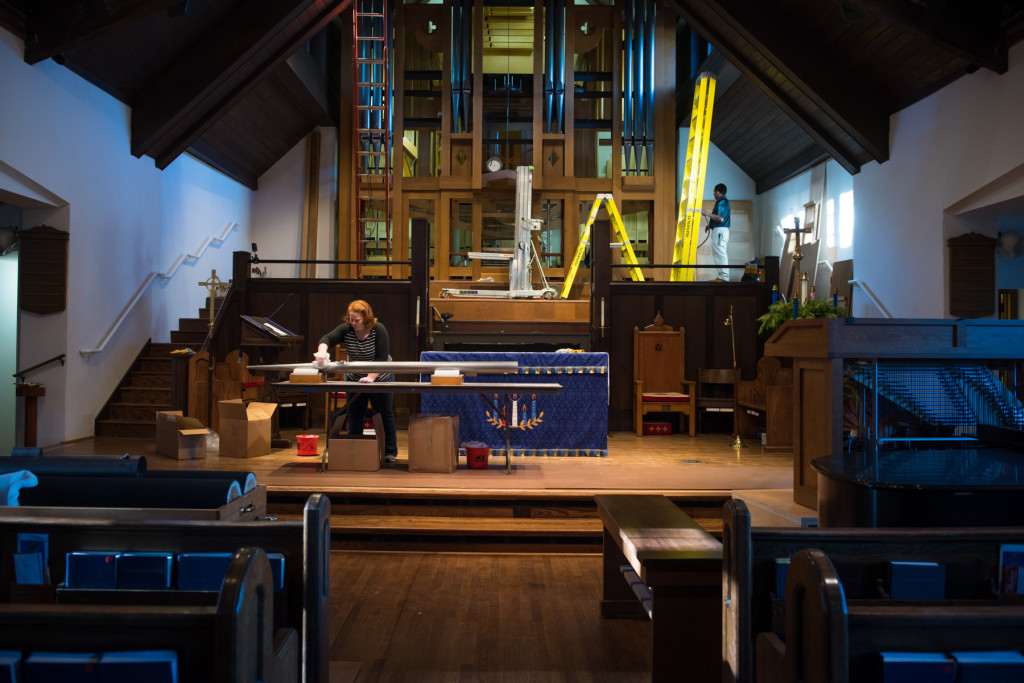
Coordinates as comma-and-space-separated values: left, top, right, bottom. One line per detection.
296, 434, 319, 456
465, 446, 489, 469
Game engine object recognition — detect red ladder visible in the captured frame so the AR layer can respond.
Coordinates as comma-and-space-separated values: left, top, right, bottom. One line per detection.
353, 0, 392, 278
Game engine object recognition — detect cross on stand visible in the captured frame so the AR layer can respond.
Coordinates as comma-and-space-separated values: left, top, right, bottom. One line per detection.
197, 269, 228, 427
783, 217, 813, 302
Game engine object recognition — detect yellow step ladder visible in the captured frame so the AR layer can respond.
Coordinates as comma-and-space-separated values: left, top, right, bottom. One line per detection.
560, 194, 644, 299
672, 72, 716, 281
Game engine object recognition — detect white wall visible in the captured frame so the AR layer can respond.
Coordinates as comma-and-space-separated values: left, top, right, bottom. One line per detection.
853, 43, 1024, 318
250, 127, 337, 279
1, 27, 251, 446
695, 141, 756, 203
155, 156, 252, 343
755, 159, 855, 296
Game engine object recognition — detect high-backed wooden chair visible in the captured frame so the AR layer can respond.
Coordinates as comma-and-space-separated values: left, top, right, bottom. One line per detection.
633, 321, 696, 436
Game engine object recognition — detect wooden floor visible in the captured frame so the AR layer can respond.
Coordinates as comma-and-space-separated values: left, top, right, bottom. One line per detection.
38, 430, 794, 680
328, 551, 652, 683
46, 428, 793, 497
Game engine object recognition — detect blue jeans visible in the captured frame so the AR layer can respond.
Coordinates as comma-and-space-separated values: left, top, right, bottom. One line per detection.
347, 391, 397, 458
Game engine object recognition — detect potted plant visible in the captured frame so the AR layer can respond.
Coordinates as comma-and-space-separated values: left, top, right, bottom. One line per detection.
756, 298, 847, 335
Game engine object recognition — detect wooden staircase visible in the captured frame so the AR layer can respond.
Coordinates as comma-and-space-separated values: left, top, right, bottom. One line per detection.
94, 299, 218, 439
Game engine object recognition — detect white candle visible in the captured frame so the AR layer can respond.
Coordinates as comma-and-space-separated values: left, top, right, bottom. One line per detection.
415, 296, 420, 326
600, 298, 605, 327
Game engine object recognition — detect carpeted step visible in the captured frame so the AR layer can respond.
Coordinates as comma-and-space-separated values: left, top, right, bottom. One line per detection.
109, 402, 168, 422
129, 371, 171, 388
177, 317, 209, 333
137, 356, 171, 373
171, 330, 208, 345
95, 419, 155, 439
119, 386, 171, 404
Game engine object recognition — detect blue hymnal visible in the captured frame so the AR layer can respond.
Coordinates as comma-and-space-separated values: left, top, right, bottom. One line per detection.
880, 651, 955, 682
176, 552, 233, 591
887, 561, 945, 600
98, 650, 177, 683
952, 650, 1024, 683
116, 553, 173, 590
268, 553, 285, 593
23, 652, 100, 682
0, 650, 21, 683
65, 552, 119, 590
775, 557, 790, 600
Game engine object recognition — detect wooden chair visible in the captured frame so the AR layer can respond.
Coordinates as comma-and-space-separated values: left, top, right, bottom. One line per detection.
633, 322, 696, 436
696, 368, 737, 434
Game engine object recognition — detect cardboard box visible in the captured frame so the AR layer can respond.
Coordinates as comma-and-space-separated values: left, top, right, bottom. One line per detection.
288, 372, 323, 384
154, 411, 209, 460
328, 413, 384, 471
430, 374, 463, 385
218, 400, 276, 458
408, 414, 459, 473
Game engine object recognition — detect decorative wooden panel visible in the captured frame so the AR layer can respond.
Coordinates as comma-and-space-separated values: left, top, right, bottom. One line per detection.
948, 232, 996, 318
18, 225, 68, 315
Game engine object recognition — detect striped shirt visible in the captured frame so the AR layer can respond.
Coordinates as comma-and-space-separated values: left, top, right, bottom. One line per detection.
319, 322, 393, 382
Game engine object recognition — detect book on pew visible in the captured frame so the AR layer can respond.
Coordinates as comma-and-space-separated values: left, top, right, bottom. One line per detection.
23, 652, 100, 682
116, 553, 173, 590
774, 557, 790, 600
16, 532, 49, 584
999, 543, 1024, 595
880, 652, 955, 682
0, 650, 20, 683
65, 552, 119, 590
98, 650, 177, 683
952, 651, 1024, 682
887, 561, 945, 600
177, 552, 285, 592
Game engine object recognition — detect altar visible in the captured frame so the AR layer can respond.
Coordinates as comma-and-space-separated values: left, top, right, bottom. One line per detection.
419, 351, 609, 456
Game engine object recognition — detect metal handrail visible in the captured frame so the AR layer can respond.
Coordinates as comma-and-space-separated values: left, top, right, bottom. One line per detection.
79, 222, 238, 358
14, 354, 65, 381
849, 278, 892, 318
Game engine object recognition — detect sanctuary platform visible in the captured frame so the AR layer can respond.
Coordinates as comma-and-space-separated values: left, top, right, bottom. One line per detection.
41, 429, 799, 551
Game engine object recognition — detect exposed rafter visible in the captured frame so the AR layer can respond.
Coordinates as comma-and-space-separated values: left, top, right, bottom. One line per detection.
669, 0, 873, 175
835, 0, 1008, 74
131, 0, 351, 170
756, 146, 832, 195
23, 0, 184, 65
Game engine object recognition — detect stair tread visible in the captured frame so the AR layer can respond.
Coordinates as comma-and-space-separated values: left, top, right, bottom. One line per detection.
110, 402, 170, 408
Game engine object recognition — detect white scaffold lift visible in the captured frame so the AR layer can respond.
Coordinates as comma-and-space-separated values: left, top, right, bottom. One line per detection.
439, 166, 557, 300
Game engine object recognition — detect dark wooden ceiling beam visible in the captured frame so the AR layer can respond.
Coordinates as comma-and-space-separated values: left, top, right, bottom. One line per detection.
756, 146, 832, 194
281, 49, 334, 126
677, 0, 891, 165
667, 0, 863, 175
0, 1, 28, 40
132, 0, 350, 169
23, 0, 184, 65
835, 0, 1008, 74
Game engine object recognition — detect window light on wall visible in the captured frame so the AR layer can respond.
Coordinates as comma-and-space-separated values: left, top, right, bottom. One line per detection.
839, 191, 854, 249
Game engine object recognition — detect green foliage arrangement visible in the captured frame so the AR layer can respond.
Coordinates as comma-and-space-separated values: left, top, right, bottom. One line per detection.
757, 299, 848, 335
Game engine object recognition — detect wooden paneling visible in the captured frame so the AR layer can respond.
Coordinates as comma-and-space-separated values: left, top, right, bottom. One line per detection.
18, 225, 68, 315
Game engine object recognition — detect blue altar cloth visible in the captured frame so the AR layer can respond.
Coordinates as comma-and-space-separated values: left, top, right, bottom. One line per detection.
419, 351, 609, 456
